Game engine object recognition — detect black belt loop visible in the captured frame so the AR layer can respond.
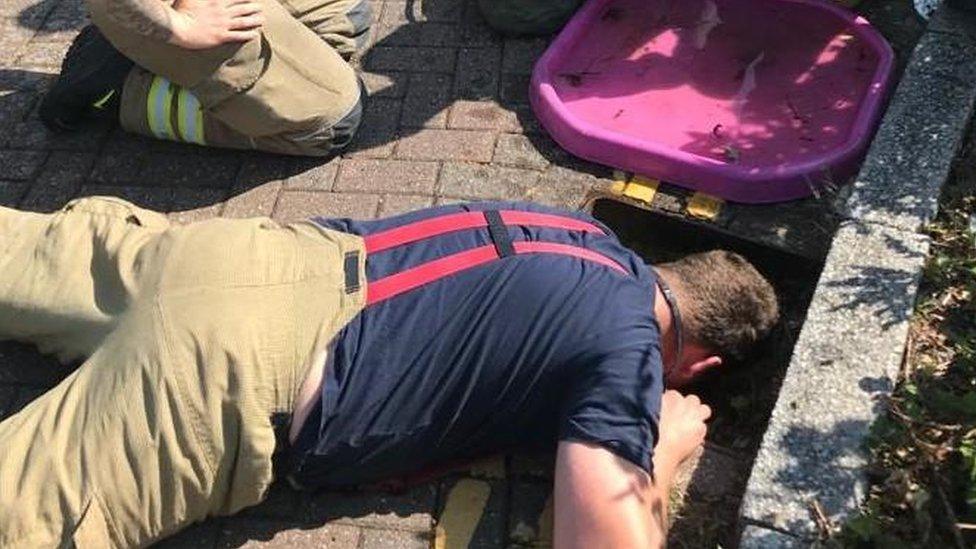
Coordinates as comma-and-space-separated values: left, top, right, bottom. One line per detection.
344, 250, 361, 294
484, 210, 515, 258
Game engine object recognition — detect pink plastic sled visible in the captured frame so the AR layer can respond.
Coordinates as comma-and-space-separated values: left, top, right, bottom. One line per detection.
530, 0, 894, 203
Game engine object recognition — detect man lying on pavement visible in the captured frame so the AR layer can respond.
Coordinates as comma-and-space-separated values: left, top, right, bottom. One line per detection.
0, 198, 778, 548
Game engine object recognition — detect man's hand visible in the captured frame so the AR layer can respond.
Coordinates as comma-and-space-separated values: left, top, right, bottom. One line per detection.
168, 0, 264, 49
654, 390, 711, 473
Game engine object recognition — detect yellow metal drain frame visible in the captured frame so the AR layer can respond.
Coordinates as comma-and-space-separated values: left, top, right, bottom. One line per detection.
601, 171, 726, 223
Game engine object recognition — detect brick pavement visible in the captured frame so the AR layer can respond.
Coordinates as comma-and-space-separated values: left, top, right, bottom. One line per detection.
0, 0, 752, 546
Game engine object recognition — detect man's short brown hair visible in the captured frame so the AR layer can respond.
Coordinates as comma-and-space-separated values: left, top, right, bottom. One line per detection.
656, 250, 779, 360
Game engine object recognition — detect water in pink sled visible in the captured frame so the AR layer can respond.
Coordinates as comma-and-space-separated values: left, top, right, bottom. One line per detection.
553, 0, 881, 170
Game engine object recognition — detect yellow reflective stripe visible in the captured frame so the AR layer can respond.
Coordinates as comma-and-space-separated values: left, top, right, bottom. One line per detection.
195, 102, 205, 145
92, 89, 115, 110
146, 76, 176, 140
176, 88, 205, 145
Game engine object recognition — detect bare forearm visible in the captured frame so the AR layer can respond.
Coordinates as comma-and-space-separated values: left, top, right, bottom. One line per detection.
96, 0, 175, 41
648, 454, 679, 546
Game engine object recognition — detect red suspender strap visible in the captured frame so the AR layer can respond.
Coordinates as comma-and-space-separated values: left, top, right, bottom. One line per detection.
366, 245, 498, 305
364, 210, 628, 306
513, 241, 628, 275
364, 210, 607, 253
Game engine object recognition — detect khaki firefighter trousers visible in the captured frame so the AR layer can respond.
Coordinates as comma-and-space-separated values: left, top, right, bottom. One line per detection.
88, 0, 371, 156
0, 197, 366, 547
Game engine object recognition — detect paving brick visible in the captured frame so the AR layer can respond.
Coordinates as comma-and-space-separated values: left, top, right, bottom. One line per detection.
438, 162, 538, 200
526, 130, 577, 157
0, 66, 52, 92
78, 185, 174, 212
420, 0, 463, 21
20, 151, 95, 212
0, 385, 20, 422
523, 166, 596, 209
501, 37, 549, 75
400, 73, 452, 128
448, 101, 519, 132
0, 150, 47, 180
217, 521, 361, 548
0, 20, 35, 66
304, 485, 436, 531
360, 527, 431, 548
346, 98, 401, 158
361, 71, 409, 99
366, 46, 457, 73
6, 117, 110, 152
41, 0, 88, 33
223, 181, 282, 219
0, 181, 27, 206
14, 39, 70, 68
0, 342, 67, 388
435, 479, 506, 548
154, 522, 220, 548
274, 191, 380, 223
102, 127, 155, 155
499, 73, 530, 105
169, 188, 228, 224
336, 159, 439, 194
378, 193, 433, 216
0, 88, 39, 129
235, 155, 295, 187
455, 47, 501, 100
375, 21, 459, 47
282, 158, 339, 191
89, 152, 147, 185
236, 481, 302, 520
396, 129, 495, 162
512, 105, 545, 134
139, 153, 241, 188
13, 385, 50, 409
493, 134, 550, 170
0, 0, 53, 19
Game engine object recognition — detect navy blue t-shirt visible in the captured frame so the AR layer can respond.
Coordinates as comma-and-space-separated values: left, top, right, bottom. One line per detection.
289, 201, 663, 488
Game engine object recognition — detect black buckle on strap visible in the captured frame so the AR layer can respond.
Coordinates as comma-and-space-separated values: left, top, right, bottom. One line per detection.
344, 251, 360, 294
484, 210, 514, 258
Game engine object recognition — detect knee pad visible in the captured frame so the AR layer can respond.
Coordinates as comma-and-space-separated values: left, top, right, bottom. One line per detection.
330, 78, 366, 151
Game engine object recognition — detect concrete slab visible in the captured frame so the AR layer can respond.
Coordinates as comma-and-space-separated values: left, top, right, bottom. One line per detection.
844, 26, 976, 232
739, 525, 805, 548
739, 220, 929, 537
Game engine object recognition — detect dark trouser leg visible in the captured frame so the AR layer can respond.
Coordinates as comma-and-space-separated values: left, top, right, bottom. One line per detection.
477, 0, 583, 35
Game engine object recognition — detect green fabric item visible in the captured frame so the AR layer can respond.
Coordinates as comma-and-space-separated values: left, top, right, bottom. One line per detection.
477, 0, 583, 35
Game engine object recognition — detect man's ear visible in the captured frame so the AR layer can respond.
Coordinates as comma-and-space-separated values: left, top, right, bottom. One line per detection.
686, 355, 722, 377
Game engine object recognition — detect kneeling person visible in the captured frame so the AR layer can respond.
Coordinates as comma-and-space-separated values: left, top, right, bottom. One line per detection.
0, 199, 778, 547
40, 0, 369, 156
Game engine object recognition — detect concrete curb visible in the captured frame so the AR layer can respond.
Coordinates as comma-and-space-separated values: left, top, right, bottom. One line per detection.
738, 4, 976, 545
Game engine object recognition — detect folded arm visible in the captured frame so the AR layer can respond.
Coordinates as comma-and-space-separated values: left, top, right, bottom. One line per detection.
89, 0, 264, 48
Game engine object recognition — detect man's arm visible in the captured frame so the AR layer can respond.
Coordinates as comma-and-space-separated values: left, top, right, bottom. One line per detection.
553, 391, 711, 548
91, 0, 264, 49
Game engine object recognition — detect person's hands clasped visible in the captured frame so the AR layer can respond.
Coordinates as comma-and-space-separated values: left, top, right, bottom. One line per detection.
168, 0, 264, 49
655, 390, 711, 469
